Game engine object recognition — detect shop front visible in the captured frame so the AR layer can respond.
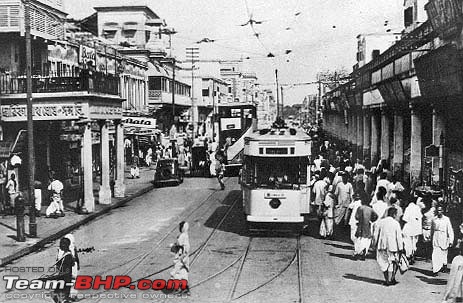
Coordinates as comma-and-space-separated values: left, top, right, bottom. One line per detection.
0, 96, 125, 213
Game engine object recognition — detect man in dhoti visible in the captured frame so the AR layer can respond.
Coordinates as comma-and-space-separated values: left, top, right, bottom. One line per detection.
402, 199, 423, 265
442, 244, 463, 303
334, 173, 353, 226
432, 205, 454, 276
354, 197, 378, 260
374, 207, 404, 286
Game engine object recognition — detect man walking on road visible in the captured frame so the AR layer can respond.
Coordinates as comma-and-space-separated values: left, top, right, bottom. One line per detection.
432, 205, 454, 276
374, 207, 404, 286
334, 172, 353, 226
354, 197, 378, 260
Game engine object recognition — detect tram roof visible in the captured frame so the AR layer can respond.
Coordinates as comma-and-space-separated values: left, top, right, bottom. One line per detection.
246, 128, 311, 142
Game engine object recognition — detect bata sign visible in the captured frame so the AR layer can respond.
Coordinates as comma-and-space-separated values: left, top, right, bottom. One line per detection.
122, 117, 157, 129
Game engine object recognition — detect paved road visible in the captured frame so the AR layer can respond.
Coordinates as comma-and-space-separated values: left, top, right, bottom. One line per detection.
0, 177, 451, 303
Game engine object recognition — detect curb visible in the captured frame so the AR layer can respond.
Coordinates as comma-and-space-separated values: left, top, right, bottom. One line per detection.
0, 184, 155, 266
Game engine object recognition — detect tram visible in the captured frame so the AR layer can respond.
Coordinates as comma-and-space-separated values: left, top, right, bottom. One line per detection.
241, 127, 312, 226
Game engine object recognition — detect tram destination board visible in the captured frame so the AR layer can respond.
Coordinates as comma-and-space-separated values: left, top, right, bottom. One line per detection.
265, 147, 288, 155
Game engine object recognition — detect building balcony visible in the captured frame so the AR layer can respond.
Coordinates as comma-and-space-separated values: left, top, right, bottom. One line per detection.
148, 89, 191, 107
0, 72, 120, 97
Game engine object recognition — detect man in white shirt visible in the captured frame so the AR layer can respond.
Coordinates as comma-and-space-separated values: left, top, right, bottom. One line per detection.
312, 174, 327, 213
431, 205, 454, 276
334, 173, 353, 226
348, 193, 362, 255
48, 174, 64, 215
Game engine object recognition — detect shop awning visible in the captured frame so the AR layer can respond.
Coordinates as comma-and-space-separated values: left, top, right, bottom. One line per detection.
147, 62, 170, 77
0, 130, 26, 159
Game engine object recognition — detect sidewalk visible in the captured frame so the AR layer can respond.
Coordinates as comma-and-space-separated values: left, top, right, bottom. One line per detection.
0, 167, 155, 266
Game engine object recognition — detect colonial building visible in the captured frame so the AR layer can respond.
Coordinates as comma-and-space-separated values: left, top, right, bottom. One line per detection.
0, 0, 158, 214
77, 5, 192, 133
321, 0, 463, 209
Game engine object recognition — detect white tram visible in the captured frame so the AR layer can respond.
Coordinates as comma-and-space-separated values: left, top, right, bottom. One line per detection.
241, 128, 312, 225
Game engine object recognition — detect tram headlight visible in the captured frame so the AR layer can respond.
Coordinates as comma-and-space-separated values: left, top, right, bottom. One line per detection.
269, 198, 281, 209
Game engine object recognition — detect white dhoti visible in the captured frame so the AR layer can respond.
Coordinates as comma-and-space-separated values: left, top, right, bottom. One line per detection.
377, 250, 399, 272
350, 225, 357, 243
355, 238, 372, 255
320, 218, 334, 237
403, 235, 419, 258
432, 246, 448, 273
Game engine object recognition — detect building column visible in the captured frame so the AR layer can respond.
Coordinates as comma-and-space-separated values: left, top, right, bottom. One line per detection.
114, 120, 126, 197
410, 105, 422, 184
363, 111, 371, 160
380, 107, 390, 163
99, 121, 112, 204
82, 122, 95, 212
357, 111, 363, 159
432, 107, 445, 145
393, 111, 404, 178
370, 111, 380, 166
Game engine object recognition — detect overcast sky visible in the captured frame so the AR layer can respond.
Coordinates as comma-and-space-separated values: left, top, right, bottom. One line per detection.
63, 0, 404, 103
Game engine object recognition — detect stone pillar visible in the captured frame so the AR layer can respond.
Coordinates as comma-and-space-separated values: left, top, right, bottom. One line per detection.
82, 122, 95, 212
357, 111, 363, 159
114, 120, 126, 197
99, 121, 112, 204
380, 108, 390, 163
363, 111, 371, 160
370, 112, 380, 166
393, 111, 404, 178
432, 108, 445, 145
410, 105, 422, 184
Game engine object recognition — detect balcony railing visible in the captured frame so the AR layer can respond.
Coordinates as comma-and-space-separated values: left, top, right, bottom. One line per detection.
0, 71, 120, 96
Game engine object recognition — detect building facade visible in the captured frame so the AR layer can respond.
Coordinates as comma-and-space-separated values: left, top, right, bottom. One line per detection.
321, 0, 463, 210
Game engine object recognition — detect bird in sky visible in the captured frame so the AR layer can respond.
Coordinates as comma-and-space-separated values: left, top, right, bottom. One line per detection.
196, 37, 215, 44
295, 12, 302, 16
239, 13, 266, 26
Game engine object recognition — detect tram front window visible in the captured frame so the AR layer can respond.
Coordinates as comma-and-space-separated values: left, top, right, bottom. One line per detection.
242, 156, 308, 190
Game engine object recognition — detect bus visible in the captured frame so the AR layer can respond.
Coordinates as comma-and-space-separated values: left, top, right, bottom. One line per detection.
241, 127, 312, 228
217, 103, 257, 175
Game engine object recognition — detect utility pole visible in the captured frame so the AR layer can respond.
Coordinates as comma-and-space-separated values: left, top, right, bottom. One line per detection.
317, 80, 322, 126
171, 57, 176, 124
212, 80, 216, 140
186, 47, 199, 135
275, 69, 280, 118
25, 0, 36, 238
280, 86, 284, 120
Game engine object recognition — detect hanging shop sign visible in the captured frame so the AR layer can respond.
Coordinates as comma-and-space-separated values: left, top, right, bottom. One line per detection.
1, 104, 86, 121
448, 168, 463, 201
79, 45, 97, 65
122, 117, 157, 129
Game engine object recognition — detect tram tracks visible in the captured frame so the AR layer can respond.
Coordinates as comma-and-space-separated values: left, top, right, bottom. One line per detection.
189, 232, 305, 303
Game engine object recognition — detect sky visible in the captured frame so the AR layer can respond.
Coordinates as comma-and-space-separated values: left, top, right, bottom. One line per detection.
62, 0, 404, 104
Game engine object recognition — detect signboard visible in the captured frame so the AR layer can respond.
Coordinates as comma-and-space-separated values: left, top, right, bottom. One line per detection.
122, 117, 157, 129
79, 45, 97, 65
220, 118, 241, 130
1, 104, 86, 121
88, 105, 122, 120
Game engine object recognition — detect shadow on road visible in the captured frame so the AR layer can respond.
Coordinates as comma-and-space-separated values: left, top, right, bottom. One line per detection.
328, 252, 355, 261
324, 242, 353, 250
203, 190, 247, 236
343, 273, 384, 285
415, 275, 447, 285
409, 266, 435, 276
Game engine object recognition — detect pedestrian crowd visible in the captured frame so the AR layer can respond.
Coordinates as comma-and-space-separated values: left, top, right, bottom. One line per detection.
310, 137, 458, 290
